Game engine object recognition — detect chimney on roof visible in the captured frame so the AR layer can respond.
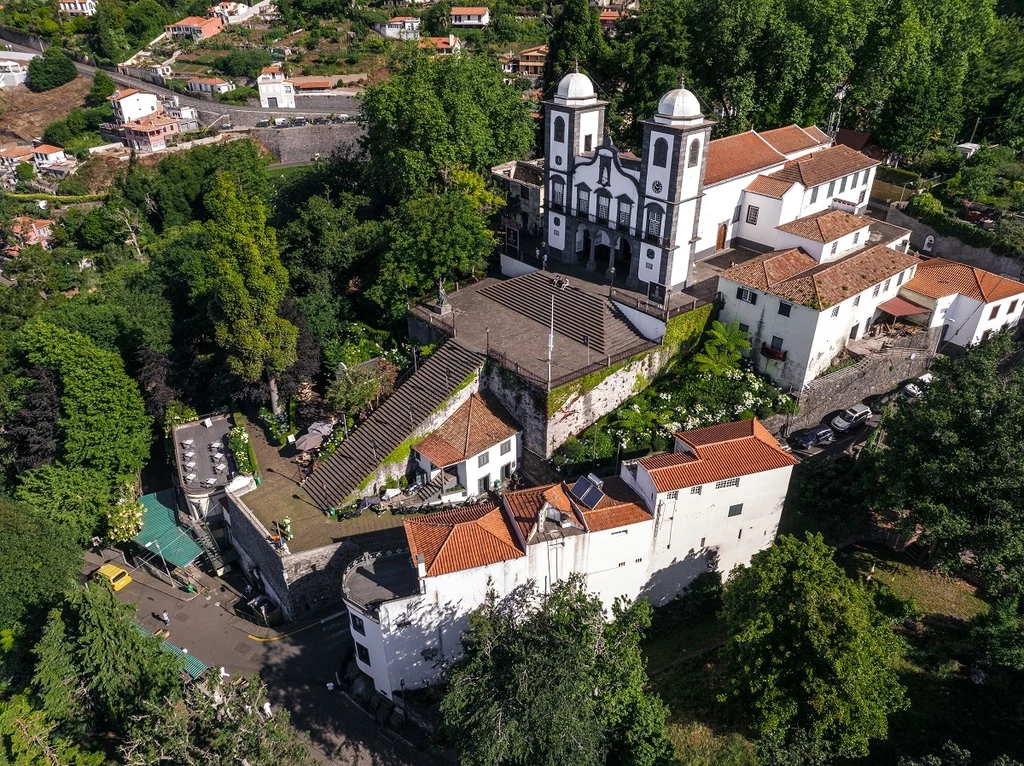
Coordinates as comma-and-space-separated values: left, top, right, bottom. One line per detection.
415, 553, 426, 578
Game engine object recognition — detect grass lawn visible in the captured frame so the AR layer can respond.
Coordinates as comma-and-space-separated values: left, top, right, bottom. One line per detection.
644, 610, 727, 676
63, 131, 109, 156
872, 179, 915, 205
838, 543, 989, 621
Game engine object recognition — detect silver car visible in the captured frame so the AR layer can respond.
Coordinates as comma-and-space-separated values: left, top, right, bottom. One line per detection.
831, 403, 872, 432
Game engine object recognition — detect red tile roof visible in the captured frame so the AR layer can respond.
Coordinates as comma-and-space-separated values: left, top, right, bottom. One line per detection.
32, 145, 64, 155
0, 145, 34, 158
414, 393, 520, 468
802, 125, 831, 144
704, 131, 786, 186
775, 209, 870, 243
903, 258, 1024, 303
452, 6, 488, 13
419, 36, 459, 50
639, 419, 796, 492
503, 482, 574, 542
577, 476, 651, 532
261, 65, 282, 74
745, 175, 795, 199
109, 88, 140, 100
404, 502, 523, 577
835, 128, 871, 151
758, 124, 827, 155
503, 478, 650, 538
722, 244, 921, 309
770, 144, 878, 188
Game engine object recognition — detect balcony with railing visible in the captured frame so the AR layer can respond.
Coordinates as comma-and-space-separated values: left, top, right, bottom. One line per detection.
760, 343, 787, 362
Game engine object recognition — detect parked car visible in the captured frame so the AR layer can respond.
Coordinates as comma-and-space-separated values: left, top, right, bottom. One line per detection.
313, 116, 329, 125
256, 119, 270, 128
273, 118, 288, 128
94, 563, 132, 592
904, 373, 934, 398
794, 425, 834, 450
831, 403, 872, 432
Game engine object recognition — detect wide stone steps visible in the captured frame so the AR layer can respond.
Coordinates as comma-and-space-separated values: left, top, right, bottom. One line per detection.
479, 271, 644, 356
304, 342, 485, 510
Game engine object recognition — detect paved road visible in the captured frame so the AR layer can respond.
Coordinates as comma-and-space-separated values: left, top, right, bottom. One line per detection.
85, 549, 435, 766
1, 39, 358, 117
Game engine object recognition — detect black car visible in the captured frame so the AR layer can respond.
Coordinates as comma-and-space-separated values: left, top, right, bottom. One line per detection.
794, 425, 834, 450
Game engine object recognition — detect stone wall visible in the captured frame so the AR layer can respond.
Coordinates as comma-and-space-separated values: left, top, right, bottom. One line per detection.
251, 123, 363, 163
481, 362, 550, 456
765, 329, 941, 435
886, 206, 1024, 279
223, 491, 293, 618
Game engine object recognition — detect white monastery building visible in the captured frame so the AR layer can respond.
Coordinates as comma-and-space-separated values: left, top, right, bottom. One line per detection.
342, 419, 796, 700
257, 66, 295, 109
538, 71, 879, 295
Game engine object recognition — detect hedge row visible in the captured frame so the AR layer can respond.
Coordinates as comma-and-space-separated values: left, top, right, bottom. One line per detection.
907, 193, 1022, 257
876, 166, 921, 186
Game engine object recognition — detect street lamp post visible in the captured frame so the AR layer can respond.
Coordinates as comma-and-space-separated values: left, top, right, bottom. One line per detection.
145, 540, 174, 586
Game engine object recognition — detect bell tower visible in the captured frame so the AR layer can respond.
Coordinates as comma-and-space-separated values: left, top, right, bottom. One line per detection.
636, 80, 715, 289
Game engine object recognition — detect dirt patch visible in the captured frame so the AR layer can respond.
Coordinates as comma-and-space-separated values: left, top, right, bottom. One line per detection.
0, 77, 94, 140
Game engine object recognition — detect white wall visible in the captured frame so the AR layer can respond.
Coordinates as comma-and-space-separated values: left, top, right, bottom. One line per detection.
463, 435, 520, 495
695, 164, 786, 254
775, 223, 870, 264
735, 193, 783, 249
612, 301, 667, 341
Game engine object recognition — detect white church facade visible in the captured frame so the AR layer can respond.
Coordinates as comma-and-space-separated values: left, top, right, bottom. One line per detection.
536, 71, 881, 295
342, 419, 796, 700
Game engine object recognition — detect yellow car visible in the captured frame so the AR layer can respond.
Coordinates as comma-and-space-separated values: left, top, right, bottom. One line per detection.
95, 563, 133, 592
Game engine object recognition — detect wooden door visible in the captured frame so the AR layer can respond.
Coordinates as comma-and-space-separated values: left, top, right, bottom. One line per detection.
716, 223, 727, 251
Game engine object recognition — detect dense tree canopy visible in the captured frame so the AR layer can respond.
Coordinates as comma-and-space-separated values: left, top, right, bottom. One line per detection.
361, 51, 535, 202
544, 0, 608, 90
27, 46, 77, 92
864, 333, 1024, 596
721, 533, 908, 758
440, 576, 674, 766
0, 498, 82, 633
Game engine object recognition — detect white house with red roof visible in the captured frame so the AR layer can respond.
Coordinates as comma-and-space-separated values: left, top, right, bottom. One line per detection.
537, 70, 882, 293
342, 417, 795, 700
450, 6, 489, 26
374, 15, 421, 39
898, 258, 1024, 347
717, 208, 918, 389
109, 88, 161, 126
257, 66, 295, 109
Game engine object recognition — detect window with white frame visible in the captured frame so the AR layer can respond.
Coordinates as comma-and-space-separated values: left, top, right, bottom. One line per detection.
746, 205, 759, 225
551, 179, 564, 207
853, 231, 860, 245
715, 477, 740, 489
883, 278, 892, 292
827, 180, 835, 197
478, 452, 489, 467
736, 287, 758, 304
576, 189, 590, 216
500, 440, 512, 456
897, 271, 905, 286
666, 490, 678, 500
646, 207, 663, 237
732, 205, 741, 223
831, 305, 840, 317
873, 283, 880, 297
690, 485, 702, 495
728, 504, 743, 517
853, 294, 860, 307
810, 186, 818, 204
830, 242, 838, 256
858, 189, 866, 203
840, 176, 847, 193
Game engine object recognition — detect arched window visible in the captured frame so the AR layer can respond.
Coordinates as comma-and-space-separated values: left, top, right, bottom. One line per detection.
554, 116, 565, 143
551, 177, 565, 209
687, 139, 700, 168
653, 137, 668, 168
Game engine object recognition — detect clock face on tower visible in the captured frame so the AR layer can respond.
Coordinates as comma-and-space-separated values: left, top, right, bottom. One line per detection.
652, 181, 663, 194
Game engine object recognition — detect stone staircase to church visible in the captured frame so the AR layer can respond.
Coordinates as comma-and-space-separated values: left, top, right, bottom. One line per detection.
479, 271, 647, 355
304, 341, 485, 510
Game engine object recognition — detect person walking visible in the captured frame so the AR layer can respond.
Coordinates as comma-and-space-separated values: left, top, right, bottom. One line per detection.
160, 610, 171, 626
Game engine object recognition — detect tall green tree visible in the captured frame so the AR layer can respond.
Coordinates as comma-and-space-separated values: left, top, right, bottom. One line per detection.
439, 576, 674, 766
361, 51, 534, 202
191, 175, 297, 414
0, 498, 82, 633
87, 70, 116, 105
27, 47, 78, 92
15, 319, 152, 480
120, 674, 317, 765
0, 694, 105, 766
368, 177, 497, 318
544, 0, 609, 90
32, 584, 183, 734
721, 533, 908, 759
14, 465, 113, 545
865, 333, 1024, 595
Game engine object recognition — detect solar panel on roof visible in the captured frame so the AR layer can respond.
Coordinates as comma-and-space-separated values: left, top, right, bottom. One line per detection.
570, 476, 593, 500
581, 486, 605, 509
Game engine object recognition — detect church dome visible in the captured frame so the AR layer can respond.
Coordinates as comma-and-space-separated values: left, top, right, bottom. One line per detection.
553, 71, 598, 106
654, 86, 703, 127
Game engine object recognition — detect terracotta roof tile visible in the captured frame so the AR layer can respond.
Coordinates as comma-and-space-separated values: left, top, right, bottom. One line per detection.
722, 245, 921, 309
0, 145, 34, 158
771, 144, 878, 188
775, 209, 869, 243
578, 476, 651, 532
638, 419, 796, 492
903, 258, 1024, 303
503, 479, 650, 538
32, 145, 64, 154
835, 128, 871, 151
413, 393, 519, 468
745, 175, 796, 199
405, 502, 523, 577
109, 88, 140, 100
802, 125, 831, 144
452, 6, 488, 13
758, 124, 824, 155
704, 131, 786, 186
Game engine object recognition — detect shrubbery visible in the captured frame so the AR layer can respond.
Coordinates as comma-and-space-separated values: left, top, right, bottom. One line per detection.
27, 46, 77, 91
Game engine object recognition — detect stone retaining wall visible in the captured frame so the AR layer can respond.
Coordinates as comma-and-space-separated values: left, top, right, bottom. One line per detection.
886, 206, 1024, 279
251, 122, 363, 163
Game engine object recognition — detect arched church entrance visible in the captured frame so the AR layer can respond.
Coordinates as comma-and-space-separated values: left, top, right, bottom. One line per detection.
612, 236, 633, 279
594, 231, 612, 271
574, 228, 592, 265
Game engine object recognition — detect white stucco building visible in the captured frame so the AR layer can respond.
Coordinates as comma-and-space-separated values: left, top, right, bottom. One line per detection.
899, 258, 1024, 347
411, 393, 522, 503
187, 77, 235, 95
257, 66, 295, 109
450, 6, 489, 26
342, 419, 796, 700
58, 0, 97, 15
537, 71, 879, 296
0, 60, 28, 88
109, 89, 162, 126
717, 209, 917, 390
374, 16, 421, 40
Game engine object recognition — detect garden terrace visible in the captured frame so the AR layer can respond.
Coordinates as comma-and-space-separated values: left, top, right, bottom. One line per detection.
172, 415, 235, 492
